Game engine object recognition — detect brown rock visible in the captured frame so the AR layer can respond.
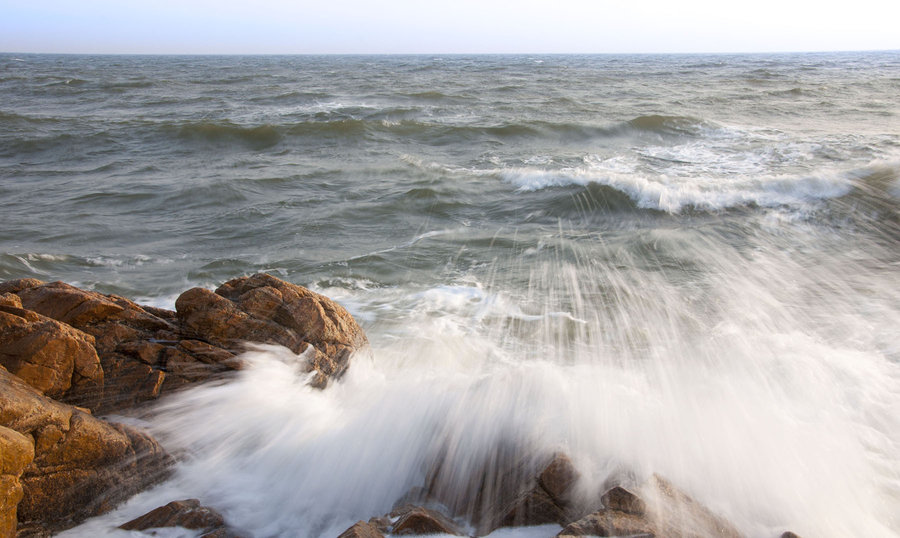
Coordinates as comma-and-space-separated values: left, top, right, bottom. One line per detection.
0, 365, 173, 534
390, 506, 464, 536
0, 304, 103, 409
338, 520, 385, 538
0, 279, 44, 296
557, 509, 655, 537
176, 273, 368, 387
539, 452, 578, 506
0, 426, 34, 538
0, 293, 21, 308
119, 499, 225, 531
601, 486, 646, 516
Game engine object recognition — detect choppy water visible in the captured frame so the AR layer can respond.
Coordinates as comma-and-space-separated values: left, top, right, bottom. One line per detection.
3, 52, 899, 537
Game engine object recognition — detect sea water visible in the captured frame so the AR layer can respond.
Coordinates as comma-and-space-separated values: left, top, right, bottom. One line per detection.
2, 52, 898, 537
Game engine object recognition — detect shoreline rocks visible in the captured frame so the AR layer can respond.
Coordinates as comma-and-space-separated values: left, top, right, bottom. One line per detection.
0, 273, 369, 536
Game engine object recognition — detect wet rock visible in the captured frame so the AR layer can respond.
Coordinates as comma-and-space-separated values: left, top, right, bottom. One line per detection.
424, 447, 582, 535
642, 474, 744, 538
337, 520, 385, 538
0, 303, 103, 409
176, 273, 368, 387
390, 505, 464, 536
557, 508, 655, 537
0, 365, 173, 534
119, 499, 225, 531
538, 452, 579, 505
601, 486, 646, 516
0, 426, 34, 538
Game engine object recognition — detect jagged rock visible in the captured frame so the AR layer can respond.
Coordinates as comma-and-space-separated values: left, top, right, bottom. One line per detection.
2, 279, 243, 412
390, 505, 464, 536
0, 426, 34, 538
557, 509, 655, 537
119, 499, 225, 531
0, 366, 173, 534
176, 273, 368, 387
0, 303, 103, 409
601, 486, 646, 516
338, 520, 385, 538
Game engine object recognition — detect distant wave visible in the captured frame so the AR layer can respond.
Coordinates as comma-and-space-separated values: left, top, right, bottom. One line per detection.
176, 122, 282, 148
499, 165, 853, 213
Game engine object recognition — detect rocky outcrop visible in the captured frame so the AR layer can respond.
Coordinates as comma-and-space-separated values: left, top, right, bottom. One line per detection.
176, 273, 368, 388
0, 274, 369, 535
0, 426, 34, 538
1, 274, 367, 412
119, 499, 239, 537
0, 365, 173, 535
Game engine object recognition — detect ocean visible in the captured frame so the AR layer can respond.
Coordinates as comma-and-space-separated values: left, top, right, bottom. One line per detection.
2, 52, 899, 537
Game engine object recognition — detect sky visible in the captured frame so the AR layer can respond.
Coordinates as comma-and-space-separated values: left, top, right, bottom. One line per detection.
2, 0, 898, 55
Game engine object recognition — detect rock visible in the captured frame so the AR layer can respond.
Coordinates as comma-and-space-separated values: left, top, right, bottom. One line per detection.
3, 279, 244, 412
780, 532, 802, 538
538, 453, 578, 505
119, 499, 225, 531
641, 474, 744, 538
0, 365, 173, 534
0, 303, 103, 409
557, 509, 655, 537
424, 447, 581, 535
337, 520, 385, 538
0, 426, 34, 538
601, 486, 646, 516
390, 505, 464, 536
176, 273, 368, 387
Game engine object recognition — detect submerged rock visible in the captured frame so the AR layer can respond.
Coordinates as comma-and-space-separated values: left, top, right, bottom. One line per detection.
0, 365, 173, 535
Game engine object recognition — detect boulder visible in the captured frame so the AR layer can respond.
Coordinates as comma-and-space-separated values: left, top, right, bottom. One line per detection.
0, 365, 173, 534
0, 426, 34, 538
337, 520, 386, 538
0, 303, 103, 409
119, 499, 225, 532
176, 273, 368, 387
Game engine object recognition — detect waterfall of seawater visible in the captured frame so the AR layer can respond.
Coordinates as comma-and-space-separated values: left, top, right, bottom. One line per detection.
62, 222, 899, 538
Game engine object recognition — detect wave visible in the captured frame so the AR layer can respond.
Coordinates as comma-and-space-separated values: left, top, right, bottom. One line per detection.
626, 115, 717, 137
176, 122, 282, 148
498, 164, 853, 213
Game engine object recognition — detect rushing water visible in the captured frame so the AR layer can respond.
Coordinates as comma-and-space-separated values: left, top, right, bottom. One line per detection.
2, 52, 899, 537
